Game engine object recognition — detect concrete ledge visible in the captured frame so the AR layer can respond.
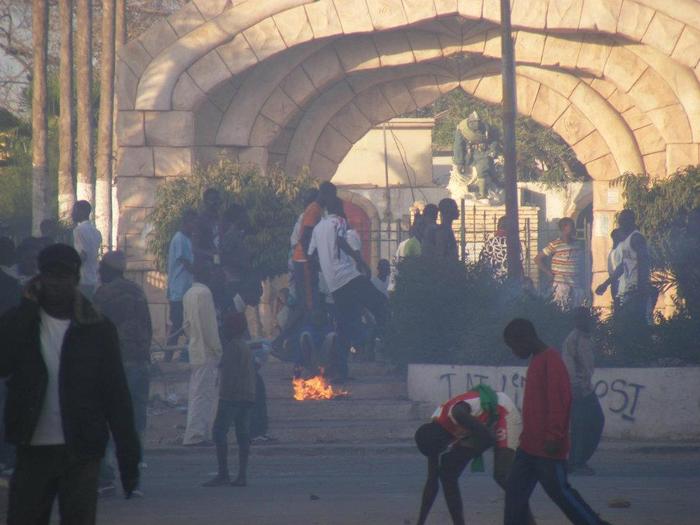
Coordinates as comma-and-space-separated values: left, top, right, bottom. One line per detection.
408, 364, 700, 440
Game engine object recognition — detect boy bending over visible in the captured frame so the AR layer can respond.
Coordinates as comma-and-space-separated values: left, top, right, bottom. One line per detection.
414, 386, 535, 525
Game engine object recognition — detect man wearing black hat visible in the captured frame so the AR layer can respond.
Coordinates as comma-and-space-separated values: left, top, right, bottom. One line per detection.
0, 244, 141, 524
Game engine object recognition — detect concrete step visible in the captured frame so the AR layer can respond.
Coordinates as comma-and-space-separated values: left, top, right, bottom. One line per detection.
149, 360, 408, 402
267, 399, 434, 422
144, 407, 426, 448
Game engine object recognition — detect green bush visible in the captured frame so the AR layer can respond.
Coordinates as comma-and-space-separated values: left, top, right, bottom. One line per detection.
595, 298, 700, 367
147, 161, 315, 279
385, 256, 572, 366
616, 168, 700, 319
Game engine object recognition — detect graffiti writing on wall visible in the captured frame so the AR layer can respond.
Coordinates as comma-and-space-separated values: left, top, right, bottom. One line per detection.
438, 372, 646, 422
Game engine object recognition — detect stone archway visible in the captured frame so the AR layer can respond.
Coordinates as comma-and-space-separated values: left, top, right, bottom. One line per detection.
116, 0, 700, 307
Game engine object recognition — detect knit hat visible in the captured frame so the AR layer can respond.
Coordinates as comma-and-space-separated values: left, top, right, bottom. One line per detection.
38, 243, 81, 276
101, 250, 127, 273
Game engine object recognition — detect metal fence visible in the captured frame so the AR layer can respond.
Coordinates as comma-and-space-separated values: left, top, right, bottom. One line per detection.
364, 201, 540, 281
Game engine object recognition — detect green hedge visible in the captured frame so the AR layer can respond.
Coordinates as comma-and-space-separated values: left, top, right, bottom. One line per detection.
385, 256, 571, 366
385, 255, 700, 368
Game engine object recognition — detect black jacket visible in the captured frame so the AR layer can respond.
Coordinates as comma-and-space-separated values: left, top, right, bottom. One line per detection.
0, 290, 140, 481
0, 269, 20, 317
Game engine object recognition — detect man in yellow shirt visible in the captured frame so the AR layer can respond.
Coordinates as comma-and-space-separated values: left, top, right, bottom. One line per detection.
182, 262, 222, 446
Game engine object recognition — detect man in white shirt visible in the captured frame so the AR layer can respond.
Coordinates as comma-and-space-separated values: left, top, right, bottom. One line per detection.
308, 197, 387, 381
72, 200, 102, 299
182, 262, 223, 446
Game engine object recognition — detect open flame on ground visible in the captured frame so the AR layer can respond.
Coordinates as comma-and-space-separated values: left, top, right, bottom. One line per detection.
293, 371, 349, 401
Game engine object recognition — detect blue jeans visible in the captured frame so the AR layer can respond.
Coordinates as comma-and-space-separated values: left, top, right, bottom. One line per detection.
570, 393, 604, 468
504, 449, 603, 525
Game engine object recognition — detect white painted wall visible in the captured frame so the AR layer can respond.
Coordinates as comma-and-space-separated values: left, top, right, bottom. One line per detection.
408, 364, 700, 441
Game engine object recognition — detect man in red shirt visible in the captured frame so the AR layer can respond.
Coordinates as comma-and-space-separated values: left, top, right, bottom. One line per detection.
503, 319, 612, 525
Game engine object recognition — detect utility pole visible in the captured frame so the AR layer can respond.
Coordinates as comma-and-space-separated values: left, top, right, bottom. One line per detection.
500, 0, 523, 281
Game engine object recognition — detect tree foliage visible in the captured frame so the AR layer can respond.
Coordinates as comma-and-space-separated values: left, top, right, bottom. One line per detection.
413, 89, 587, 188
615, 168, 700, 317
147, 161, 315, 279
0, 70, 98, 238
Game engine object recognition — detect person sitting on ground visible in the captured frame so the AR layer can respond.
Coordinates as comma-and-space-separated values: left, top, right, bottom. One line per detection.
204, 312, 256, 487
414, 386, 536, 525
562, 307, 604, 476
502, 318, 612, 525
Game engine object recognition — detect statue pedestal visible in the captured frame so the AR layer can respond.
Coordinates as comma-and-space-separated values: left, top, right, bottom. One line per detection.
447, 166, 504, 205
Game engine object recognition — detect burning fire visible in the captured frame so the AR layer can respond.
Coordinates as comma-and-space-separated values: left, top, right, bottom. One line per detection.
293, 374, 348, 401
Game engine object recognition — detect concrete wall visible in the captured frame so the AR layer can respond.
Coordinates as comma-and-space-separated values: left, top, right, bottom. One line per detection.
408, 364, 700, 441
332, 118, 435, 187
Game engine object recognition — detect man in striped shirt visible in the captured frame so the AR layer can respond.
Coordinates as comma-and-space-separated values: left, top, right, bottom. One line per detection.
535, 217, 585, 309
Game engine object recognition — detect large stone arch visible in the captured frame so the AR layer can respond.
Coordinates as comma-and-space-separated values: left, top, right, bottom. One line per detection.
116, 0, 700, 307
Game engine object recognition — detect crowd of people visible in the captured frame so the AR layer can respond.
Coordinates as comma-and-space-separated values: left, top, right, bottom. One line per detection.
0, 183, 653, 524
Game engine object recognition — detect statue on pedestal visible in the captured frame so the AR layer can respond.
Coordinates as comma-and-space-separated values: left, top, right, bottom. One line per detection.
447, 111, 503, 204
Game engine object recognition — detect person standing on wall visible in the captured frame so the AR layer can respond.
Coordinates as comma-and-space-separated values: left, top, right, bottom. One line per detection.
166, 209, 197, 360
535, 217, 585, 310
71, 200, 102, 299
0, 244, 140, 524
423, 199, 461, 260
562, 307, 604, 476
614, 210, 653, 323
595, 228, 624, 309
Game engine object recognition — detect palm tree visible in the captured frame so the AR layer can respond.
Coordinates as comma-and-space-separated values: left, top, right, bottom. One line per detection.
58, 0, 75, 222
116, 0, 127, 47
96, 0, 115, 248
31, 0, 50, 234
75, 0, 93, 206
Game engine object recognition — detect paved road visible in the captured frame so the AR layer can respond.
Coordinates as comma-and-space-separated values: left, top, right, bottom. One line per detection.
95, 443, 700, 525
